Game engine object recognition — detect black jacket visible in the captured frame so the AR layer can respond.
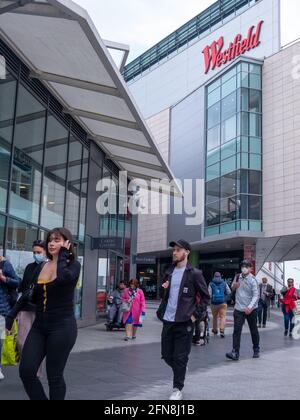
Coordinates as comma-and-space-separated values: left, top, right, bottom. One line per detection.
18, 262, 44, 312
157, 264, 210, 323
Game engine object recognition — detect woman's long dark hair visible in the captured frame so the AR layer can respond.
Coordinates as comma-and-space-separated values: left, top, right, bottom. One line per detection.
46, 228, 76, 262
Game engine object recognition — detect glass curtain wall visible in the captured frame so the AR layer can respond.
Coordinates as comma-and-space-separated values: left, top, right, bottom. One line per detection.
205, 62, 263, 237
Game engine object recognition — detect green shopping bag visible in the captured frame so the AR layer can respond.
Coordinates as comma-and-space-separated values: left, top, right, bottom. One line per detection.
1, 321, 20, 366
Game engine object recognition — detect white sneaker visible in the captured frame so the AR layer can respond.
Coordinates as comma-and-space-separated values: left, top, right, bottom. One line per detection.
169, 389, 183, 401
0, 369, 4, 381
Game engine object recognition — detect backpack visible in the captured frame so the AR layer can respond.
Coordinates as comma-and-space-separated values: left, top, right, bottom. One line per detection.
0, 260, 18, 308
211, 281, 226, 305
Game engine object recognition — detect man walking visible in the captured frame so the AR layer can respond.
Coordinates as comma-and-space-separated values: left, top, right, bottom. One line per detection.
157, 240, 210, 401
257, 278, 274, 328
226, 260, 260, 362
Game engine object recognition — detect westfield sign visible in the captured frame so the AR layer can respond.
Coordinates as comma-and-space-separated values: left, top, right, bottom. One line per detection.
202, 21, 264, 74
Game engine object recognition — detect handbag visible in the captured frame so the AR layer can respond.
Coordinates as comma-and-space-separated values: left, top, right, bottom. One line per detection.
293, 300, 300, 317
1, 321, 20, 366
121, 300, 132, 313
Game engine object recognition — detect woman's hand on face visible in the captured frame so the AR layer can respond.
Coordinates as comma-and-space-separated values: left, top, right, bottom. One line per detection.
63, 240, 71, 250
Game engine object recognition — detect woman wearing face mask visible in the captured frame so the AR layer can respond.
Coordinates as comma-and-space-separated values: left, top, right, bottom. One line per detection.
122, 279, 146, 341
6, 228, 81, 400
14, 241, 47, 372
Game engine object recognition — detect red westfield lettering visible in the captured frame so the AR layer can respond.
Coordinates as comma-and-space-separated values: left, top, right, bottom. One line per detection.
202, 21, 264, 74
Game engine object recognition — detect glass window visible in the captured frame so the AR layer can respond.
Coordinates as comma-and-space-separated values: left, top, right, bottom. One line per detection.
238, 169, 248, 194
222, 91, 236, 121
240, 88, 249, 111
220, 196, 237, 223
207, 148, 220, 166
0, 214, 5, 255
249, 170, 262, 195
249, 64, 261, 75
100, 216, 110, 237
250, 74, 261, 90
207, 163, 220, 181
207, 102, 221, 129
249, 90, 262, 113
65, 138, 82, 237
250, 137, 262, 154
249, 114, 262, 138
0, 72, 17, 213
249, 221, 262, 232
249, 196, 262, 220
221, 171, 237, 198
222, 67, 237, 83
208, 79, 221, 94
249, 154, 262, 171
237, 195, 248, 220
6, 218, 38, 277
206, 201, 220, 226
205, 226, 220, 237
240, 72, 249, 88
220, 222, 236, 234
221, 155, 236, 176
240, 112, 249, 136
79, 147, 89, 242
222, 76, 236, 98
221, 138, 236, 160
41, 115, 68, 229
207, 87, 221, 107
207, 125, 220, 151
241, 136, 249, 153
10, 85, 46, 224
241, 153, 249, 169
206, 178, 220, 204
75, 243, 84, 319
221, 115, 236, 144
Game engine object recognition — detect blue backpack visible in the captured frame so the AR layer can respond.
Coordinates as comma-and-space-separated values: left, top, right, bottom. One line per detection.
211, 282, 226, 305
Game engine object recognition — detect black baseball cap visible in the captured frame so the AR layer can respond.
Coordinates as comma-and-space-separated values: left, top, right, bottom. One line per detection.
241, 260, 253, 268
169, 240, 192, 252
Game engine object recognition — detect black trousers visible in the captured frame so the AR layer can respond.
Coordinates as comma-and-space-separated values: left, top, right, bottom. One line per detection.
233, 309, 260, 353
257, 299, 269, 326
19, 316, 77, 401
161, 321, 194, 391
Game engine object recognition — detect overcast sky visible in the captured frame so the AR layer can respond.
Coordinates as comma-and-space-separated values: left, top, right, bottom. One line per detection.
75, 0, 300, 61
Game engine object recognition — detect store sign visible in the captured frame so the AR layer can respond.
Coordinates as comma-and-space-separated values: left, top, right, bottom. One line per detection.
133, 256, 157, 265
91, 237, 123, 251
202, 20, 264, 74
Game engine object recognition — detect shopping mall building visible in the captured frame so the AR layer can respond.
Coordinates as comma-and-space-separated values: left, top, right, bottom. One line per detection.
124, 0, 300, 296
0, 0, 177, 325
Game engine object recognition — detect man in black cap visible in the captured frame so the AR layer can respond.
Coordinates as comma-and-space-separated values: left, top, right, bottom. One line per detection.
226, 260, 260, 362
157, 240, 210, 401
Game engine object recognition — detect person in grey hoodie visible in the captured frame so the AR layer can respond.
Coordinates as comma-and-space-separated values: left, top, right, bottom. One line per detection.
226, 260, 260, 361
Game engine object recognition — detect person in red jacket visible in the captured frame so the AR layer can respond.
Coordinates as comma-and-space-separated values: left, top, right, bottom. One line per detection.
280, 278, 299, 337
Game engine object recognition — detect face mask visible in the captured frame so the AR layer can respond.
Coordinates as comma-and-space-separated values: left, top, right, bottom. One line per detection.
241, 267, 249, 275
34, 254, 46, 264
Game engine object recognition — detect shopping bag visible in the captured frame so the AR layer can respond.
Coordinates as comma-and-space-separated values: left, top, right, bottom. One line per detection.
1, 321, 20, 366
293, 300, 300, 317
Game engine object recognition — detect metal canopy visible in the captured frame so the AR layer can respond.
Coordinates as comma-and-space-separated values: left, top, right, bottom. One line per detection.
0, 0, 181, 193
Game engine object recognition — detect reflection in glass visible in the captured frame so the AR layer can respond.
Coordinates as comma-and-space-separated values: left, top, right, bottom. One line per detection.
10, 85, 45, 223
41, 115, 68, 229
6, 218, 38, 277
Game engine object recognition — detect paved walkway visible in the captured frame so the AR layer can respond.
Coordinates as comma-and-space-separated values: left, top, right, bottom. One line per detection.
1, 304, 299, 400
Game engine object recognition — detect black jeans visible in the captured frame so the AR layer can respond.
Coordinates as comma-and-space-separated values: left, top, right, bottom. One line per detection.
233, 309, 260, 353
257, 299, 269, 326
19, 316, 77, 400
161, 321, 194, 391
